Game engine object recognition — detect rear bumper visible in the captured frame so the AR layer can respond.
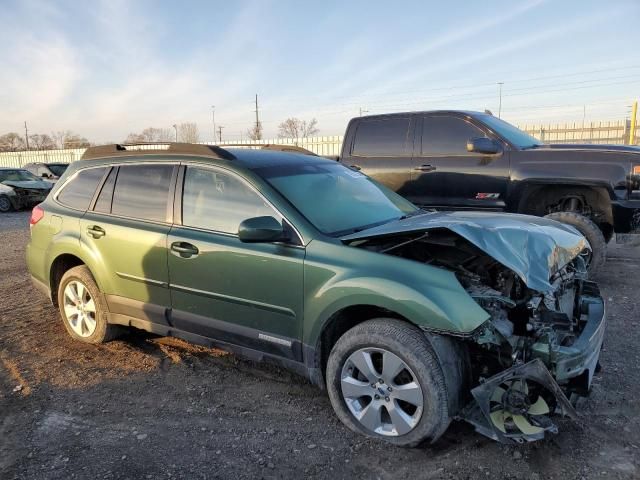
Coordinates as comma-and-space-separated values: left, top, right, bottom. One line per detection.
532, 281, 605, 389
30, 274, 52, 302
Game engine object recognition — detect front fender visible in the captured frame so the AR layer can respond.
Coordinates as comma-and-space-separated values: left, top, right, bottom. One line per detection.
303, 240, 489, 346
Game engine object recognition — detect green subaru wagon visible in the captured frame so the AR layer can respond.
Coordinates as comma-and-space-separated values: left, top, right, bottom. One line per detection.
26, 143, 606, 446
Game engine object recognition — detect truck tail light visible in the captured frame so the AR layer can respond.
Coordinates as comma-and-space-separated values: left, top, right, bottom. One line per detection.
633, 165, 640, 175
30, 205, 45, 225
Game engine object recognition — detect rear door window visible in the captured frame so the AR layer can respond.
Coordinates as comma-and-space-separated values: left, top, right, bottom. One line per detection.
111, 164, 174, 222
351, 117, 411, 157
56, 167, 107, 211
421, 116, 485, 155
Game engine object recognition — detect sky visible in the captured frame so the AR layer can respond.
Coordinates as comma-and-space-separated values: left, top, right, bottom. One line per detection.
0, 0, 639, 143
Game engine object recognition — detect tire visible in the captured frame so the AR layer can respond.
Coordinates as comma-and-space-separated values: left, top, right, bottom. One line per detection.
544, 211, 606, 276
0, 195, 13, 213
57, 265, 121, 343
326, 318, 451, 447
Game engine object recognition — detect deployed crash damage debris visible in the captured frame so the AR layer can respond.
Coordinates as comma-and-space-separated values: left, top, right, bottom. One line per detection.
345, 213, 606, 443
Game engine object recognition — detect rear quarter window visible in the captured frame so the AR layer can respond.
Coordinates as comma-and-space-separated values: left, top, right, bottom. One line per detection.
56, 167, 107, 211
351, 117, 411, 157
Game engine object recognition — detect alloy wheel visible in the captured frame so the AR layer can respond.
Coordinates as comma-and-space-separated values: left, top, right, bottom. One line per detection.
340, 347, 423, 436
0, 196, 11, 212
62, 280, 97, 337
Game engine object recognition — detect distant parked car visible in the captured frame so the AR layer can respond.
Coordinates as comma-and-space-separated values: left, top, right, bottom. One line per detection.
23, 162, 69, 183
26, 143, 605, 446
0, 168, 53, 212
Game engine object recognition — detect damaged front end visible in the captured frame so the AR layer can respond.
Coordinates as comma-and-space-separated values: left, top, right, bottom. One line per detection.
344, 212, 607, 443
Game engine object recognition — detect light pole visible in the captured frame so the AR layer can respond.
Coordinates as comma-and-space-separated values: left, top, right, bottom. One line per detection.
211, 105, 216, 144
497, 82, 504, 118
172, 124, 178, 142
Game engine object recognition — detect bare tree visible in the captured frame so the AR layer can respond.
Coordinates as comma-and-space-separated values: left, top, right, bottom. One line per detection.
52, 131, 68, 149
0, 133, 26, 151
177, 123, 200, 143
63, 132, 91, 148
277, 117, 319, 139
125, 127, 174, 143
29, 134, 56, 150
246, 122, 263, 141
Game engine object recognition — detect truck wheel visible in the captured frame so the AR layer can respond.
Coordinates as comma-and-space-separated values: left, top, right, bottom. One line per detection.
0, 195, 13, 212
326, 318, 451, 447
545, 211, 606, 275
57, 265, 121, 344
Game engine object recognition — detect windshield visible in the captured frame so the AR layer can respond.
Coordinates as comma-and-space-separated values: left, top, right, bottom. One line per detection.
48, 164, 68, 176
478, 114, 543, 149
0, 169, 42, 182
254, 162, 418, 236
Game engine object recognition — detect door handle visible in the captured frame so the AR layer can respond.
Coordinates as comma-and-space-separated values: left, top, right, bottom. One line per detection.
170, 241, 199, 258
350, 165, 362, 171
414, 164, 436, 172
86, 225, 106, 238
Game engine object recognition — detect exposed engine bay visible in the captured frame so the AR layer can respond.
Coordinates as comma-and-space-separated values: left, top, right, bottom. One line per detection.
348, 228, 606, 443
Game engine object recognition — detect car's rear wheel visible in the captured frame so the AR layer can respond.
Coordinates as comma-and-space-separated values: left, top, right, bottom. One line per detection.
57, 265, 120, 343
0, 195, 13, 212
326, 318, 451, 447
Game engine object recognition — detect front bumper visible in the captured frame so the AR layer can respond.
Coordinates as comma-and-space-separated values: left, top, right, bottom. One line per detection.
531, 281, 605, 390
612, 198, 640, 235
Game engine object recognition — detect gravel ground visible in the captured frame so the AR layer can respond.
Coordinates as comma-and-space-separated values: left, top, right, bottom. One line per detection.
1, 210, 639, 479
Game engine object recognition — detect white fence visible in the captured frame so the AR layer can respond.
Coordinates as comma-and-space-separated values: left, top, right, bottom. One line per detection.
1, 124, 638, 169
0, 148, 85, 168
211, 135, 344, 157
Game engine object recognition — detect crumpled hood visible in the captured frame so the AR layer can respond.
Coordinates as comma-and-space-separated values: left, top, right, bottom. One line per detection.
1, 180, 52, 190
341, 211, 587, 293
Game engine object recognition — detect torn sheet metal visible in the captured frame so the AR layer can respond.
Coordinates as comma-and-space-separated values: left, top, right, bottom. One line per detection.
342, 211, 587, 293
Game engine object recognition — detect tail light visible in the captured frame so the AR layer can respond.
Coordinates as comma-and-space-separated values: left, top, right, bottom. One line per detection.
30, 205, 45, 225
634, 165, 640, 175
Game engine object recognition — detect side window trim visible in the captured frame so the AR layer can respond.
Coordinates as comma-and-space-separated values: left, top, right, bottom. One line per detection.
177, 163, 304, 246
89, 166, 115, 212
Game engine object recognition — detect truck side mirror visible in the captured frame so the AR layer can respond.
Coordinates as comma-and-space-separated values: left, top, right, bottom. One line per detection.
467, 137, 502, 155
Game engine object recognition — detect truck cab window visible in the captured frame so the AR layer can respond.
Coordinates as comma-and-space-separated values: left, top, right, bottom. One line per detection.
421, 116, 484, 156
352, 118, 411, 157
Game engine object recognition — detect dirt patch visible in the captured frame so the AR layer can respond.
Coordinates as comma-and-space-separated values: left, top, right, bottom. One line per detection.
1, 211, 639, 479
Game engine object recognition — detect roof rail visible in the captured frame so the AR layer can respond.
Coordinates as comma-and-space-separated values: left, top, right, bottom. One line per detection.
80, 142, 236, 161
214, 143, 318, 156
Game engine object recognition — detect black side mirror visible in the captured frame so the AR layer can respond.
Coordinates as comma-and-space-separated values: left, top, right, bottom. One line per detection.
41, 173, 50, 178
467, 137, 502, 155
238, 216, 286, 243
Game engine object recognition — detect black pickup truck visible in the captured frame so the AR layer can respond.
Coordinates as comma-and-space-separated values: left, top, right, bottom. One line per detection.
338, 110, 640, 272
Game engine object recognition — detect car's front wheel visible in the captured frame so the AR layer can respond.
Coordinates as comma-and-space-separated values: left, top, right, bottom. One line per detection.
0, 195, 13, 213
326, 319, 451, 447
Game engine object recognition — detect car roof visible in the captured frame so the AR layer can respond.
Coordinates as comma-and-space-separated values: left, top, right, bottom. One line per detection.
0, 167, 27, 171
357, 110, 489, 120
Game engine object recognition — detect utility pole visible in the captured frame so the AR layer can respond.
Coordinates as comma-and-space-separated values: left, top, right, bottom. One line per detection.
211, 106, 216, 143
24, 121, 30, 150
217, 125, 224, 142
359, 107, 369, 117
630, 100, 638, 145
254, 94, 261, 140
172, 124, 178, 142
497, 82, 504, 119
